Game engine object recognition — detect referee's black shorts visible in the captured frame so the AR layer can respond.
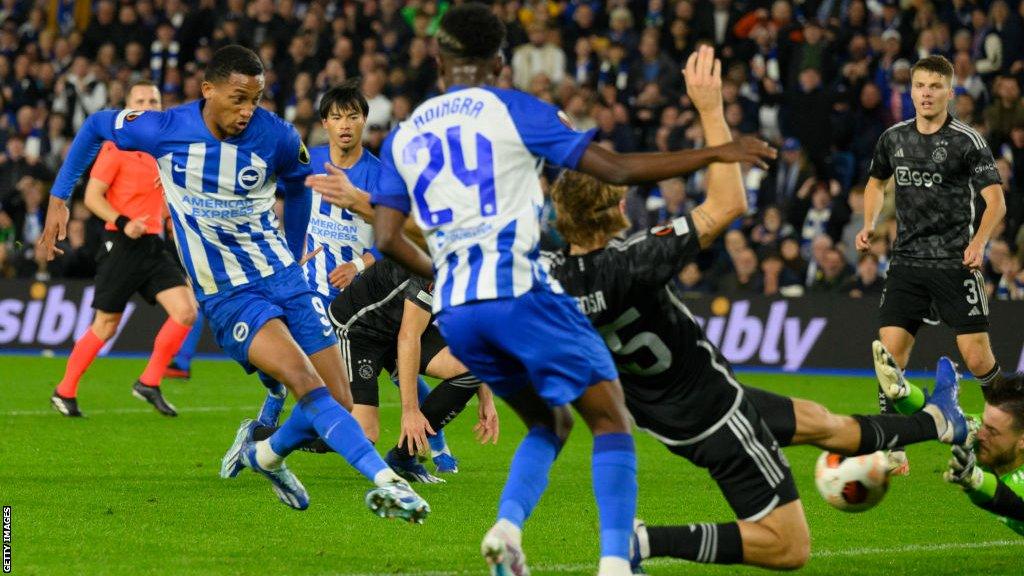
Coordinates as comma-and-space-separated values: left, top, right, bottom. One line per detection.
339, 323, 448, 407
92, 231, 188, 314
879, 264, 989, 336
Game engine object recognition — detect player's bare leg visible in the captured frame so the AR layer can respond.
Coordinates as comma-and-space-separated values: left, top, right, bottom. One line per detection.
955, 332, 1001, 386
352, 405, 380, 444
735, 500, 810, 570
308, 344, 353, 410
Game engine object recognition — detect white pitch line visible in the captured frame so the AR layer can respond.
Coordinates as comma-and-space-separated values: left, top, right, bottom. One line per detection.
305, 540, 1024, 575
0, 402, 405, 417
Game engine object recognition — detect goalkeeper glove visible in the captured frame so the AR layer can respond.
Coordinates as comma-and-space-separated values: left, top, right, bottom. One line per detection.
944, 444, 985, 490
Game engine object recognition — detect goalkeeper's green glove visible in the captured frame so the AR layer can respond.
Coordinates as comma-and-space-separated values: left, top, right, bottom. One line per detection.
944, 444, 985, 490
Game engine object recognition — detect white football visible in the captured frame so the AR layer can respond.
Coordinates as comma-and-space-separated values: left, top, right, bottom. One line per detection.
814, 451, 890, 512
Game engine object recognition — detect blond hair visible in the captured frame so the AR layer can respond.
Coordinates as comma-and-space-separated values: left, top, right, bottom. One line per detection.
550, 170, 629, 247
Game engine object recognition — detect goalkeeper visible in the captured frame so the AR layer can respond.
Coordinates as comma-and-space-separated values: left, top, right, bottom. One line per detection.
875, 343, 1024, 535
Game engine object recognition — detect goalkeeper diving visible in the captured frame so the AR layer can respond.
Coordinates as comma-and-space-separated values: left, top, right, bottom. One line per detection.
875, 341, 1024, 535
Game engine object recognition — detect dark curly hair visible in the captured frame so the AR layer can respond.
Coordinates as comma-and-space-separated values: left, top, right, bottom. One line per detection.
205, 45, 264, 83
437, 2, 505, 61
983, 372, 1024, 431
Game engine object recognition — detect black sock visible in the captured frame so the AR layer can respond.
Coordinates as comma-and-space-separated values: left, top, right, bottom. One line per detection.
394, 373, 480, 458
852, 412, 936, 455
253, 425, 276, 441
976, 363, 1001, 386
876, 384, 905, 451
647, 523, 743, 564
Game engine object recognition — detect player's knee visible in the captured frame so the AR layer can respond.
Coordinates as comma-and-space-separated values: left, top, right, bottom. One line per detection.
171, 306, 197, 327
91, 315, 120, 340
761, 524, 810, 570
551, 405, 574, 443
281, 368, 322, 397
794, 399, 837, 442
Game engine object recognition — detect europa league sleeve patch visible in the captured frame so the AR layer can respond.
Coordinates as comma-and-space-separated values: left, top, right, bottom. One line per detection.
299, 141, 310, 165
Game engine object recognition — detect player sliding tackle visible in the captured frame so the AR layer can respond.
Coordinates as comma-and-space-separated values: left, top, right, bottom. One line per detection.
38, 45, 429, 521
370, 5, 776, 575
543, 46, 971, 571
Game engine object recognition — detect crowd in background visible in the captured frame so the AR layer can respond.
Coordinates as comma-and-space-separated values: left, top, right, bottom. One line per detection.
0, 0, 1022, 301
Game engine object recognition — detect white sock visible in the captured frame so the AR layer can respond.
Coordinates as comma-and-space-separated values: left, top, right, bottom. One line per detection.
373, 467, 403, 487
493, 518, 522, 545
255, 440, 284, 470
636, 523, 650, 559
598, 556, 632, 575
922, 404, 947, 438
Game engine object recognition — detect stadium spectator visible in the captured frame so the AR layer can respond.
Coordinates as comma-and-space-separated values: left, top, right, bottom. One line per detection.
760, 251, 802, 297
759, 138, 810, 208
717, 247, 762, 296
809, 248, 853, 294
994, 251, 1024, 300
673, 262, 712, 299
844, 253, 884, 298
512, 22, 565, 91
986, 76, 1024, 148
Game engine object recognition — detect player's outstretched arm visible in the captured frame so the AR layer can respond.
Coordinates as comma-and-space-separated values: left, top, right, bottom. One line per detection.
375, 205, 434, 278
946, 445, 1024, 521
575, 48, 776, 186
683, 46, 746, 249
396, 300, 435, 455
856, 177, 888, 252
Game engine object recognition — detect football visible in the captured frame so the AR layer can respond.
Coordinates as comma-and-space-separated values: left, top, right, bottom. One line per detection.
814, 451, 890, 512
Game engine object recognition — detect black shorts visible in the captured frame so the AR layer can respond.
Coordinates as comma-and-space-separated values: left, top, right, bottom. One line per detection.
93, 232, 188, 313
665, 394, 800, 521
340, 323, 448, 407
879, 264, 989, 336
743, 386, 797, 447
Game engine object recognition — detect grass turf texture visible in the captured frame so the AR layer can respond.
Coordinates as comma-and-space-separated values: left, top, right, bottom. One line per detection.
1, 356, 1021, 575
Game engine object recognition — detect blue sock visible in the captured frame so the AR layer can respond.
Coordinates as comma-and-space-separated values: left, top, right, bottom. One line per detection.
497, 426, 562, 528
298, 387, 388, 481
256, 372, 287, 426
172, 310, 204, 369
393, 374, 449, 453
592, 433, 637, 560
268, 406, 317, 457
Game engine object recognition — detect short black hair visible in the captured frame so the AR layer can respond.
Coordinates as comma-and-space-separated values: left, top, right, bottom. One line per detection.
205, 45, 264, 83
984, 372, 1024, 431
318, 79, 369, 120
437, 2, 505, 61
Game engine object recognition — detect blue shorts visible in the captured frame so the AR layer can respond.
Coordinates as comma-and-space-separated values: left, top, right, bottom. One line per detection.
202, 265, 338, 373
437, 288, 618, 407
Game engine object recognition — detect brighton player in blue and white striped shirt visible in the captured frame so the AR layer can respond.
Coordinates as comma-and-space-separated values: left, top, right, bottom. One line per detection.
39, 45, 429, 521
302, 79, 457, 471
372, 6, 777, 575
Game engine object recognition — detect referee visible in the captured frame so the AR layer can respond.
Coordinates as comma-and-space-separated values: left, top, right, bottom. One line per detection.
50, 81, 197, 418
858, 55, 1006, 474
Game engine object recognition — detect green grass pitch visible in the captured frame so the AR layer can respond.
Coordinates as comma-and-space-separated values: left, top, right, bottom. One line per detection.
1, 356, 1021, 575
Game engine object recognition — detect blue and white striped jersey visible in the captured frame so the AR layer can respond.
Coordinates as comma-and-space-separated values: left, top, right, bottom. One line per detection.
372, 86, 596, 313
102, 103, 310, 300
303, 144, 378, 301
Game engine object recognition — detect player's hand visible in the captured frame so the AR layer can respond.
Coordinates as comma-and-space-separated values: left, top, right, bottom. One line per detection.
306, 163, 361, 209
856, 226, 874, 252
963, 240, 985, 270
298, 245, 323, 266
683, 45, 723, 114
944, 444, 985, 490
124, 215, 150, 239
328, 262, 359, 289
715, 136, 777, 169
474, 394, 500, 445
398, 409, 436, 456
38, 195, 69, 260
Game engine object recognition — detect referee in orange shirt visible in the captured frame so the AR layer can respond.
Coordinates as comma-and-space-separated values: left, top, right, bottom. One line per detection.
50, 81, 197, 417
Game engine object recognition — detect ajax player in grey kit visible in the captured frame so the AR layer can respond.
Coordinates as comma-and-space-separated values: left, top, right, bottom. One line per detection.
858, 55, 1006, 474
